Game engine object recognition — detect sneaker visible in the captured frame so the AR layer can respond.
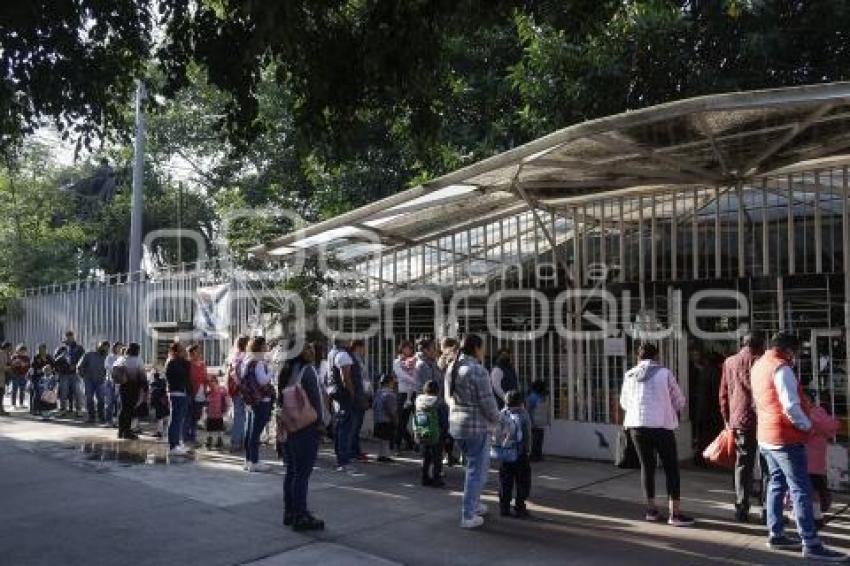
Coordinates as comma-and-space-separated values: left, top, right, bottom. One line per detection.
292, 513, 325, 532
767, 534, 802, 550
170, 445, 188, 457
243, 461, 253, 472
461, 515, 485, 529
645, 509, 663, 522
668, 513, 695, 527
476, 503, 489, 516
802, 544, 848, 562
335, 465, 349, 472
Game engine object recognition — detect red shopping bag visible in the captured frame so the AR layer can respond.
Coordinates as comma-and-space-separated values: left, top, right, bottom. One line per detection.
702, 428, 736, 468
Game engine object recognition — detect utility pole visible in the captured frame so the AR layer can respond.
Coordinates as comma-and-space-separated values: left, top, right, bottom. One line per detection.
177, 181, 183, 268
128, 80, 146, 278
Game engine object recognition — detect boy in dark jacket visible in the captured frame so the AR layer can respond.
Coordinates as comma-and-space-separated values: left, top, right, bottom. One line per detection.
414, 379, 449, 488
497, 390, 532, 518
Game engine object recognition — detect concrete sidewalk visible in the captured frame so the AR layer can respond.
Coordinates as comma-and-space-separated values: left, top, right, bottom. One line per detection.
1, 410, 849, 565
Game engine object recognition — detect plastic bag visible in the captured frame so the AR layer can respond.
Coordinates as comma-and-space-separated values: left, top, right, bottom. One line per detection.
702, 428, 736, 468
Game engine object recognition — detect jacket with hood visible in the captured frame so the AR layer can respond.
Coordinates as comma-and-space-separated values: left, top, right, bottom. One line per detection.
620, 360, 686, 430
415, 393, 449, 439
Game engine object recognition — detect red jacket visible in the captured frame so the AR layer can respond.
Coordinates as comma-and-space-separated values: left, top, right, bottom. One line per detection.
719, 346, 760, 432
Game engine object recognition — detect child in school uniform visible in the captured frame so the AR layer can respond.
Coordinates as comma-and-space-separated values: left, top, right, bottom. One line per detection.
526, 379, 550, 462
494, 390, 532, 518
205, 374, 229, 450
373, 374, 398, 462
414, 379, 449, 487
150, 370, 170, 439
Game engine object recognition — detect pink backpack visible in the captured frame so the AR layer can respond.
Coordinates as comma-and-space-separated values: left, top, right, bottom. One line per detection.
276, 366, 318, 440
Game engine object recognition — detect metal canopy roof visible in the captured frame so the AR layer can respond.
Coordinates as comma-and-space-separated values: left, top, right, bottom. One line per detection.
253, 83, 850, 270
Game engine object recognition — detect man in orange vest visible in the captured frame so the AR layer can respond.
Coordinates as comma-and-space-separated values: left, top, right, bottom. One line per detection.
752, 332, 846, 561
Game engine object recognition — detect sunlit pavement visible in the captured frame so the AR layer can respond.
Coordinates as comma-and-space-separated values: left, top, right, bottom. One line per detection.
2, 406, 849, 565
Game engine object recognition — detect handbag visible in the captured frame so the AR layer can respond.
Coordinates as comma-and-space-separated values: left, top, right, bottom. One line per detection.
277, 367, 318, 437
41, 388, 58, 405
702, 428, 736, 468
614, 428, 640, 469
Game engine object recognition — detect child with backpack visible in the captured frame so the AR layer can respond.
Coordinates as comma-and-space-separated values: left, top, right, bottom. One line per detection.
806, 389, 839, 530
493, 390, 532, 518
372, 374, 398, 463
527, 379, 550, 462
414, 379, 449, 487
150, 370, 170, 440
205, 373, 229, 450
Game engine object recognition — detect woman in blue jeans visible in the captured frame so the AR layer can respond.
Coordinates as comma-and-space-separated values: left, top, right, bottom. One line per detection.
242, 336, 275, 472
446, 334, 500, 529
165, 342, 191, 456
280, 342, 325, 531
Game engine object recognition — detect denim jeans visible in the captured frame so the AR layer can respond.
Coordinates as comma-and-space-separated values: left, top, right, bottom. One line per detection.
11, 375, 26, 406
184, 397, 198, 443
334, 407, 355, 466
351, 406, 365, 456
101, 381, 116, 422
762, 443, 820, 548
245, 400, 272, 464
231, 395, 247, 449
283, 427, 320, 516
85, 378, 105, 421
456, 433, 491, 521
168, 394, 189, 449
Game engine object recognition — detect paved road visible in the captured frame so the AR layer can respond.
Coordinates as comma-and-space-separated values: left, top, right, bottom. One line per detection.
1, 412, 848, 565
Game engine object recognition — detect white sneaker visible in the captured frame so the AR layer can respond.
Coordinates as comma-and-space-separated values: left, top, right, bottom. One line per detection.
461, 515, 485, 529
169, 446, 188, 457
336, 465, 349, 472
243, 461, 253, 472
476, 503, 489, 516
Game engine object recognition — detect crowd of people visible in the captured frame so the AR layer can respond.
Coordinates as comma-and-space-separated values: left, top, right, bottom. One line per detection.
1, 327, 848, 559
619, 332, 847, 562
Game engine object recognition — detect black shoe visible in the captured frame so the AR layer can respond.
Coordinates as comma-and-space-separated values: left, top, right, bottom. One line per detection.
430, 479, 445, 488
767, 534, 802, 550
734, 506, 749, 523
292, 513, 324, 531
377, 456, 393, 463
123, 431, 139, 440
283, 511, 294, 526
514, 506, 530, 518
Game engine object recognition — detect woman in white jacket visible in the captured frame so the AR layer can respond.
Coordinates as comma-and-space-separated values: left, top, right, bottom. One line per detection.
620, 343, 694, 527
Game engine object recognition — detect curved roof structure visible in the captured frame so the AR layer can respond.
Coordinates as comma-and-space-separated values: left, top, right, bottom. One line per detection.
253, 82, 850, 277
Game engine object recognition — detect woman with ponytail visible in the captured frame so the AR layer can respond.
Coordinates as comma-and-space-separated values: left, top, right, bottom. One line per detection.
446, 334, 499, 529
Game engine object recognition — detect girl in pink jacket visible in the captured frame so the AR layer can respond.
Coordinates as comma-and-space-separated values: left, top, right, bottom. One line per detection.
205, 374, 229, 450
806, 391, 839, 530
